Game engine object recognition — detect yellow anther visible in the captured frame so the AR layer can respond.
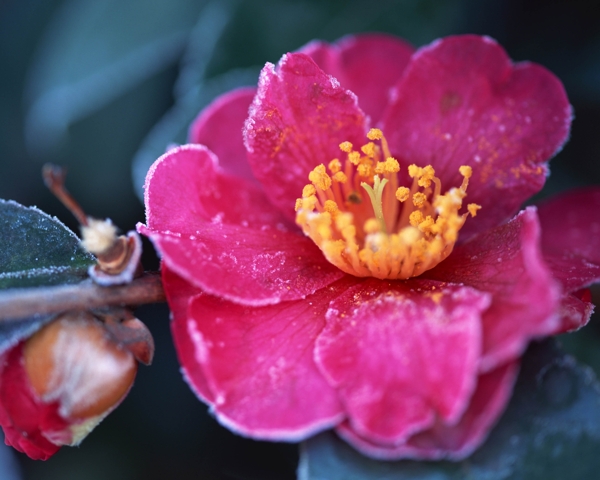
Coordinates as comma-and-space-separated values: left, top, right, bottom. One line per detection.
417, 165, 436, 187
375, 157, 400, 175
340, 224, 356, 241
301, 195, 317, 211
409, 210, 425, 227
396, 187, 410, 202
468, 203, 481, 217
459, 165, 472, 178
417, 215, 435, 233
364, 218, 380, 234
302, 184, 316, 198
328, 159, 342, 174
296, 129, 479, 281
348, 151, 361, 165
308, 164, 332, 191
324, 200, 339, 217
412, 192, 428, 208
384, 157, 400, 173
339, 141, 353, 153
361, 142, 376, 158
357, 163, 373, 178
367, 128, 383, 141
335, 212, 353, 230
398, 226, 421, 244
408, 164, 421, 178
332, 171, 348, 183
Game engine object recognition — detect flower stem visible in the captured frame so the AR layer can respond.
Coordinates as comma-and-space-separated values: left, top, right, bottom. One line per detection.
0, 272, 165, 322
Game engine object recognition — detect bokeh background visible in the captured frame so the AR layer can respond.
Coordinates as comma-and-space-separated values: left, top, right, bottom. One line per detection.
1, 0, 599, 478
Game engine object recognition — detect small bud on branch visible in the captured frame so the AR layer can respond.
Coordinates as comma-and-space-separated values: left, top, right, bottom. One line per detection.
43, 163, 142, 285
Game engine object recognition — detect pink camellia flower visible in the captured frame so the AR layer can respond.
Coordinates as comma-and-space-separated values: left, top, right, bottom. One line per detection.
138, 34, 600, 459
0, 312, 152, 460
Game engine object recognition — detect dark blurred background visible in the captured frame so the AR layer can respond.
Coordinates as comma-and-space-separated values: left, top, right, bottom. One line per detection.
1, 0, 599, 478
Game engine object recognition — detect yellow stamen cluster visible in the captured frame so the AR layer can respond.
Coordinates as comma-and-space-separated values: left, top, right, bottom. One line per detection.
295, 128, 481, 280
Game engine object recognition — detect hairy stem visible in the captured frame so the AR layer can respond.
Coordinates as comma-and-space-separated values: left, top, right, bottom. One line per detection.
0, 272, 165, 322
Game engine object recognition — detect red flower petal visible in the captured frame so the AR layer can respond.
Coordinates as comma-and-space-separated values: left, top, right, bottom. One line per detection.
336, 360, 518, 460
141, 144, 344, 304
143, 144, 287, 232
314, 279, 489, 446
244, 52, 367, 220
537, 187, 600, 332
143, 223, 344, 306
537, 187, 600, 291
188, 87, 257, 182
556, 290, 595, 333
301, 34, 414, 125
381, 35, 571, 238
0, 344, 64, 460
162, 265, 214, 403
180, 278, 359, 440
427, 207, 560, 371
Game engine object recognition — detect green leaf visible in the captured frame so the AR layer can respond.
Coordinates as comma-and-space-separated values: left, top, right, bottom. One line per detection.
299, 340, 600, 480
0, 199, 94, 289
24, 0, 219, 157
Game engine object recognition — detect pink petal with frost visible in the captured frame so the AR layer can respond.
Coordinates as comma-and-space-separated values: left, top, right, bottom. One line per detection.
555, 289, 595, 333
540, 254, 600, 294
536, 188, 600, 332
141, 222, 344, 306
140, 144, 341, 304
381, 35, 571, 238
539, 247, 598, 333
244, 52, 367, 220
537, 187, 600, 291
427, 207, 560, 372
188, 87, 257, 182
314, 279, 489, 446
336, 361, 518, 460
138, 145, 343, 305
162, 265, 214, 403
182, 279, 359, 440
301, 34, 414, 125
143, 144, 287, 232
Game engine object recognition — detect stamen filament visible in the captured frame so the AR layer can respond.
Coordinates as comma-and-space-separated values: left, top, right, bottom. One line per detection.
295, 129, 480, 280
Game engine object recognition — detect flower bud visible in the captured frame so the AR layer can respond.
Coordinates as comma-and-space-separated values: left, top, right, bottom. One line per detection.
0, 312, 137, 460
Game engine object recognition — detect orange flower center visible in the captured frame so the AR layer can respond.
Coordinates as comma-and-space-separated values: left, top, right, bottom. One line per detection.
295, 128, 481, 279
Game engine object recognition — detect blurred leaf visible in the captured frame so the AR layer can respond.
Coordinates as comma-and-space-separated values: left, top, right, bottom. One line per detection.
23, 0, 233, 157
174, 0, 238, 99
204, 0, 470, 78
299, 340, 600, 480
0, 199, 94, 289
132, 67, 258, 200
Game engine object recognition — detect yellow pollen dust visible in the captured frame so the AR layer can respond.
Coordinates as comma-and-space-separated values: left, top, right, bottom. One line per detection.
295, 128, 481, 280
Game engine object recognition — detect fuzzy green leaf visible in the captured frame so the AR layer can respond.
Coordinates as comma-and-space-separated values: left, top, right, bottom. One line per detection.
0, 199, 94, 289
